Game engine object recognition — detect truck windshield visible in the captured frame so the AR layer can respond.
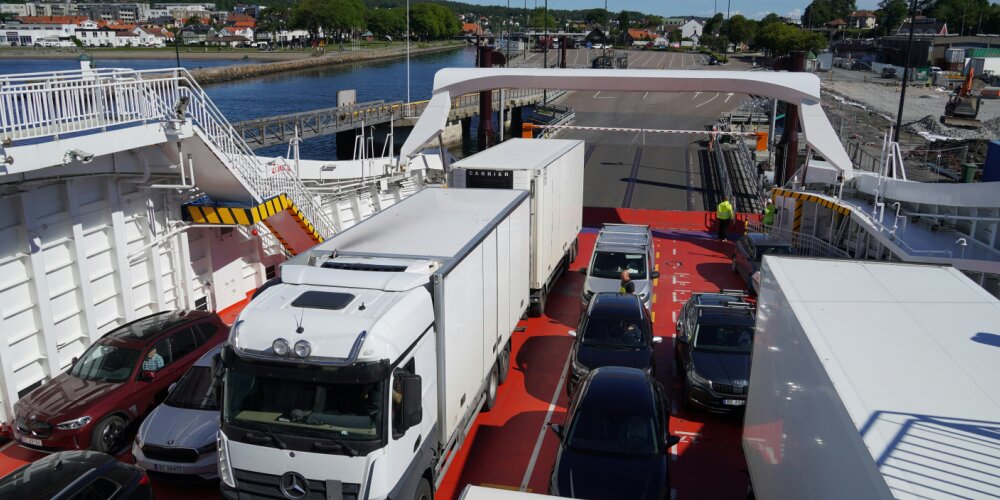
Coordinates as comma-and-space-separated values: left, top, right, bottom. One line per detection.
581, 318, 646, 348
590, 252, 647, 279
693, 324, 754, 353
223, 367, 383, 441
566, 411, 659, 456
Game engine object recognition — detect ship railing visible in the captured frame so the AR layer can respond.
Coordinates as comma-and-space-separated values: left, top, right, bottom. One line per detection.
0, 67, 336, 239
744, 220, 851, 259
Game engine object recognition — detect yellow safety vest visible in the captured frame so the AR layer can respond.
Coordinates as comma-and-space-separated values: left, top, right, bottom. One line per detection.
717, 201, 734, 220
763, 204, 776, 224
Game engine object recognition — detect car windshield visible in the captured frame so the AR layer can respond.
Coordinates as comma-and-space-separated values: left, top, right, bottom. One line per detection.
566, 411, 659, 456
754, 245, 794, 261
223, 366, 383, 441
590, 251, 647, 279
693, 324, 754, 353
166, 366, 218, 410
581, 318, 646, 348
69, 344, 140, 383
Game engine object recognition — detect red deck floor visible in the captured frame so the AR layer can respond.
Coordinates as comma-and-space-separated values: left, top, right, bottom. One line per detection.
0, 209, 754, 500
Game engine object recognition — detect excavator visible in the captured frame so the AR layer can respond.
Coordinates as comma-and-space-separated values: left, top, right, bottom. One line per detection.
941, 67, 983, 128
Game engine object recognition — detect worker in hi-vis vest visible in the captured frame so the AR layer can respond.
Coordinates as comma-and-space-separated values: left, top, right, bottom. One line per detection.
762, 200, 776, 229
716, 196, 734, 241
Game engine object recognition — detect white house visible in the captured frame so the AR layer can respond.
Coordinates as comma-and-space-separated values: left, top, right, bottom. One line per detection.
0, 17, 83, 46
680, 19, 703, 42
76, 21, 118, 46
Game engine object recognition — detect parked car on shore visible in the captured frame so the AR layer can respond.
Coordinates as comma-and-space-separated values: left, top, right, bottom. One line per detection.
12, 310, 228, 453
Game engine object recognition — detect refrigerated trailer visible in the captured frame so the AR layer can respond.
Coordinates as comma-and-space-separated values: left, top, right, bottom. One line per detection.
218, 188, 530, 500
450, 138, 585, 316
745, 257, 1000, 500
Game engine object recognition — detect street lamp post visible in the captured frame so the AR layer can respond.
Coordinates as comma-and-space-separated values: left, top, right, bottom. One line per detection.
893, 0, 919, 143
174, 29, 181, 67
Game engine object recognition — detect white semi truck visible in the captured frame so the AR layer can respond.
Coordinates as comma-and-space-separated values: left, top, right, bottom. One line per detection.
745, 257, 1000, 500
217, 187, 530, 500
450, 138, 585, 316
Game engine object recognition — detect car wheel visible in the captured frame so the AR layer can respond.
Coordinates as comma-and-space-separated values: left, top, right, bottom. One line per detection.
91, 415, 127, 454
498, 341, 512, 385
414, 477, 432, 500
483, 364, 499, 412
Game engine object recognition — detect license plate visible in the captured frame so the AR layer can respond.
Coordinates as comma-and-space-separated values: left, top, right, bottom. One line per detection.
153, 463, 186, 474
723, 399, 746, 406
20, 437, 42, 446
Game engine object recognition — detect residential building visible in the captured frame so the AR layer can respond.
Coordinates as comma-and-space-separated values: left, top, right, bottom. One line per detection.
179, 23, 212, 44
898, 16, 948, 36
462, 23, 483, 36
76, 3, 151, 23
0, 16, 85, 46
826, 19, 847, 30
848, 10, 876, 30
679, 19, 703, 41
0, 2, 74, 18
75, 19, 117, 46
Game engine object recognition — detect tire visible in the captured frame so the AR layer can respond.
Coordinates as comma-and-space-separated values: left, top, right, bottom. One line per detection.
483, 364, 499, 412
569, 238, 579, 264
91, 415, 127, 454
498, 341, 512, 385
414, 477, 432, 500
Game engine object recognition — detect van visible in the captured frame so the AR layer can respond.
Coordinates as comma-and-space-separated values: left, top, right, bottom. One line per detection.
580, 224, 659, 312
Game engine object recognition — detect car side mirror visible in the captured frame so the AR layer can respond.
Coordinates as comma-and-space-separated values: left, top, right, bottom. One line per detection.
667, 435, 681, 448
650, 271, 660, 279
568, 330, 577, 338
140, 370, 157, 382
550, 424, 563, 439
578, 267, 587, 275
652, 336, 663, 344
71, 356, 78, 365
400, 374, 423, 430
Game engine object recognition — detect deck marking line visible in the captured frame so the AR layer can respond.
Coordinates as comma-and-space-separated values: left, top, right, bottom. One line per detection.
519, 347, 573, 491
675, 430, 701, 436
672, 311, 677, 323
691, 92, 702, 100
671, 274, 676, 285
643, 91, 649, 100
672, 248, 677, 256
653, 293, 657, 304
696, 92, 720, 108
652, 311, 655, 323
672, 291, 677, 302
672, 443, 678, 461
724, 92, 734, 103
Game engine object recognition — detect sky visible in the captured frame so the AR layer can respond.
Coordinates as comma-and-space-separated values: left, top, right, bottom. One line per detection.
460, 0, 881, 21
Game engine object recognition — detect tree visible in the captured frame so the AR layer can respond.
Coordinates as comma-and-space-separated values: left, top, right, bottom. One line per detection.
616, 10, 630, 33
410, 3, 459, 40
256, 6, 290, 41
723, 14, 753, 49
756, 23, 827, 55
704, 13, 725, 35
668, 28, 683, 42
644, 15, 664, 28
184, 16, 203, 27
291, 0, 331, 38
877, 0, 909, 35
584, 8, 608, 27
529, 7, 556, 30
760, 13, 783, 25
931, 0, 993, 35
803, 0, 856, 27
366, 7, 406, 39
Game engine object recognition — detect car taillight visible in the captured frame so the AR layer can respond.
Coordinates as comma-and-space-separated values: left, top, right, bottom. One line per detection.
138, 472, 150, 486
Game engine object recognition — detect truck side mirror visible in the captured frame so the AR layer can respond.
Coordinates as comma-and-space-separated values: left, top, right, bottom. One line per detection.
578, 267, 587, 275
401, 374, 423, 430
650, 271, 660, 279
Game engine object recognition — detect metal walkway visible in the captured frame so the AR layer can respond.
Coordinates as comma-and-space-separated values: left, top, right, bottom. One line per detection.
232, 88, 557, 149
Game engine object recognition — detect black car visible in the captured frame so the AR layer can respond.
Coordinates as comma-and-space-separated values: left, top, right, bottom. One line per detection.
567, 292, 661, 396
675, 291, 756, 412
549, 367, 679, 499
0, 450, 153, 499
732, 233, 794, 294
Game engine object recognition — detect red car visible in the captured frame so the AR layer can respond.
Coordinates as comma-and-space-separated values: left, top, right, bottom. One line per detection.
12, 310, 228, 453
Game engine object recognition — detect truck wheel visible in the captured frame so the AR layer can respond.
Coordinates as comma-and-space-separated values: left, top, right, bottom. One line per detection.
498, 341, 512, 385
414, 477, 432, 500
91, 415, 127, 454
483, 365, 499, 412
570, 238, 579, 263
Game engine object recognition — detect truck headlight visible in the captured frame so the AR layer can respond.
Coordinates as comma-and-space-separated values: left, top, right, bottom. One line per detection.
571, 359, 590, 377
56, 416, 91, 430
218, 432, 236, 488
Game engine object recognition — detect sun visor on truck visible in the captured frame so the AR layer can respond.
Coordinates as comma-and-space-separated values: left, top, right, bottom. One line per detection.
280, 264, 432, 292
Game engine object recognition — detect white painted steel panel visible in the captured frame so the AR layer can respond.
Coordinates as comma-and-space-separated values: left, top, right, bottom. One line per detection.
441, 243, 487, 441
482, 231, 499, 376
746, 257, 1000, 500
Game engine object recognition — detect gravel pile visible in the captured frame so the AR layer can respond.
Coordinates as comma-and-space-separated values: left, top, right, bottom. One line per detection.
823, 80, 1000, 141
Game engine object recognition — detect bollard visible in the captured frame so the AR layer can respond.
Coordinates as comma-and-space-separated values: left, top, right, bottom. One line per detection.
521, 122, 534, 138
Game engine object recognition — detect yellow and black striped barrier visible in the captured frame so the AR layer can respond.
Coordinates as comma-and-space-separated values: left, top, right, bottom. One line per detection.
771, 188, 852, 216
183, 194, 324, 254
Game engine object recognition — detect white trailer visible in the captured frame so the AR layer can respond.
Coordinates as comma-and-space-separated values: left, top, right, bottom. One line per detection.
745, 257, 1000, 500
218, 187, 530, 500
450, 138, 585, 316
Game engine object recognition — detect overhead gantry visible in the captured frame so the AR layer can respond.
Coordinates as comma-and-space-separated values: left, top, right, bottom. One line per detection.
398, 68, 852, 178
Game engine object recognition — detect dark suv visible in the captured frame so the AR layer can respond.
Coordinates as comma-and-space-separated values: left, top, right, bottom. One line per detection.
732, 233, 794, 293
566, 293, 661, 396
0, 450, 153, 499
13, 310, 227, 453
675, 291, 755, 412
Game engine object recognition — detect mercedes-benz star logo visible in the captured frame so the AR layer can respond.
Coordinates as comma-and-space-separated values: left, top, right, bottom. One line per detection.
279, 472, 309, 499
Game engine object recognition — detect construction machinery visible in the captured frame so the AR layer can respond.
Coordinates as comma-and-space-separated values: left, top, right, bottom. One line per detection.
941, 67, 983, 128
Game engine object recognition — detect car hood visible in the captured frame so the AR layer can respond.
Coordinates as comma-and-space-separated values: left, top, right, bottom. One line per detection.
553, 448, 667, 499
691, 350, 750, 385
576, 344, 651, 372
138, 403, 218, 449
16, 373, 120, 421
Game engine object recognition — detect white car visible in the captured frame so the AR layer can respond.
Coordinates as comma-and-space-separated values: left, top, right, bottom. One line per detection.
580, 224, 659, 312
132, 345, 222, 479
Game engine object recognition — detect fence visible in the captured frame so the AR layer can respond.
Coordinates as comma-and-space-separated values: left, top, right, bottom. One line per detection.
745, 219, 850, 259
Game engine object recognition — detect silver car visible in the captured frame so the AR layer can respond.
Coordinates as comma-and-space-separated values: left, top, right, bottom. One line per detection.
132, 345, 222, 479
580, 224, 659, 311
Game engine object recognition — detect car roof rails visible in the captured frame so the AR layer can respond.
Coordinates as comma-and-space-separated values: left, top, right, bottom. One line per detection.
719, 289, 748, 297
695, 302, 754, 311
